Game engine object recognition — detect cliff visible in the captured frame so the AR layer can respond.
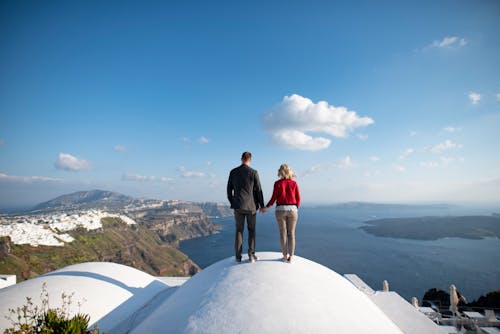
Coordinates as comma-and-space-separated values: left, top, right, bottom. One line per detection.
0, 190, 231, 281
198, 202, 233, 217
130, 209, 221, 245
0, 217, 199, 280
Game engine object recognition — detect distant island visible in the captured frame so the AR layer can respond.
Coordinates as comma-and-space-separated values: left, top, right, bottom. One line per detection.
360, 215, 500, 240
315, 201, 456, 211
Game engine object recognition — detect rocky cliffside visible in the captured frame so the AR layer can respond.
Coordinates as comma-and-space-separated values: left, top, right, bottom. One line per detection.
0, 191, 232, 281
0, 217, 199, 280
130, 209, 221, 245
199, 202, 233, 217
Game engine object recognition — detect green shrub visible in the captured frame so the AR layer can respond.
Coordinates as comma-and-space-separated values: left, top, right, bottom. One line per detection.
39, 309, 90, 334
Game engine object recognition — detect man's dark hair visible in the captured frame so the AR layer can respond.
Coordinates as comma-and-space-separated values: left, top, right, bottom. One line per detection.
241, 151, 252, 161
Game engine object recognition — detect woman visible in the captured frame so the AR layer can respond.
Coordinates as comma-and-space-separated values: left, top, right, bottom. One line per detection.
265, 163, 301, 263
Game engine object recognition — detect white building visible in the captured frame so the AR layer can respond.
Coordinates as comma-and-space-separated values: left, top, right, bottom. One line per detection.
0, 275, 16, 289
0, 252, 452, 333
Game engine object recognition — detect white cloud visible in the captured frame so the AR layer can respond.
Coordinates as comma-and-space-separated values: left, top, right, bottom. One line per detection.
0, 172, 63, 183
301, 165, 323, 177
369, 156, 380, 162
262, 94, 374, 151
179, 166, 205, 178
393, 164, 406, 172
419, 156, 464, 168
301, 156, 358, 177
419, 161, 440, 169
122, 173, 173, 183
363, 170, 381, 178
430, 36, 467, 49
199, 136, 209, 144
496, 93, 500, 101
447, 156, 464, 164
428, 140, 463, 154
269, 130, 331, 151
468, 92, 481, 104
443, 126, 462, 133
54, 153, 90, 171
399, 148, 415, 160
334, 156, 358, 169
356, 134, 368, 140
113, 145, 127, 152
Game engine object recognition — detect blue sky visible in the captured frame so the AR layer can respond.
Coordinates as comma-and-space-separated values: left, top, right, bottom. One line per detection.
1, 0, 499, 208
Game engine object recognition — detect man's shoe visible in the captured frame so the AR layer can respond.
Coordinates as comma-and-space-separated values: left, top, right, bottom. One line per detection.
236, 257, 242, 263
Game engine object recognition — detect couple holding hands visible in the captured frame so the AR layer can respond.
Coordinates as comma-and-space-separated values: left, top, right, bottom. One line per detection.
227, 151, 300, 264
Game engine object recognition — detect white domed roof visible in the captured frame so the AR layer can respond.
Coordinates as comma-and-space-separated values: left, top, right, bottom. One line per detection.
0, 262, 169, 333
131, 252, 403, 333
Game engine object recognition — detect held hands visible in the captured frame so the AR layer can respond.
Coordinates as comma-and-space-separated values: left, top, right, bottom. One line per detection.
259, 207, 267, 213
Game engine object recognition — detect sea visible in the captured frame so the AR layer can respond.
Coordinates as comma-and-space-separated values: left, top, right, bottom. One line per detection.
180, 204, 500, 302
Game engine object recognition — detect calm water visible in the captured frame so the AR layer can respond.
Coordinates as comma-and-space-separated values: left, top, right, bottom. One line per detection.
180, 205, 500, 301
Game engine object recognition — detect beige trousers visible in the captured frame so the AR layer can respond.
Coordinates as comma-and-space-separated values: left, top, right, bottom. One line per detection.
275, 210, 298, 258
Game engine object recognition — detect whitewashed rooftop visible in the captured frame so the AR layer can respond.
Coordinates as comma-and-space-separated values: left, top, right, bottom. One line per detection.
0, 262, 171, 333
132, 252, 403, 333
0, 252, 450, 333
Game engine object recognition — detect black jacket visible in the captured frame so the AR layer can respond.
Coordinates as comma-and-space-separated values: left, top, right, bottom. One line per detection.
227, 164, 264, 212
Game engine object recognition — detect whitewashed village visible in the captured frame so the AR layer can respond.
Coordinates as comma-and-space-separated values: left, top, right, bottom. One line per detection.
0, 210, 137, 247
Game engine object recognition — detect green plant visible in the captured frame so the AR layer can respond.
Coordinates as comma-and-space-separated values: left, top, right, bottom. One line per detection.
4, 283, 102, 334
40, 309, 90, 334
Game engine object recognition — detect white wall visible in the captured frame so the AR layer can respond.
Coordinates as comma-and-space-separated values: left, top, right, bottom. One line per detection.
0, 275, 16, 289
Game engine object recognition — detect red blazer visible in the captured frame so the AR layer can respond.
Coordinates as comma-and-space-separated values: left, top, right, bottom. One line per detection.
266, 179, 300, 208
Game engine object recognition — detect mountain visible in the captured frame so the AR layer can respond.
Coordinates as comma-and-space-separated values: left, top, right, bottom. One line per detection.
30, 190, 233, 218
32, 190, 141, 212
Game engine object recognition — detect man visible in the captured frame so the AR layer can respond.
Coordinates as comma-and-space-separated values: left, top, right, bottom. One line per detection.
227, 151, 265, 263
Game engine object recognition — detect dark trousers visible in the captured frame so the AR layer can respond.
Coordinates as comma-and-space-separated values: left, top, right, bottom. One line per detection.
234, 209, 256, 260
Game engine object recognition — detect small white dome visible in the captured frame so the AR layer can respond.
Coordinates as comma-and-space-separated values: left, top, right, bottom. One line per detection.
0, 262, 169, 333
132, 252, 403, 333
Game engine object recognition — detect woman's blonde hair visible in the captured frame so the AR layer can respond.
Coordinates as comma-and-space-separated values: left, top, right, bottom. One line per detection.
278, 163, 296, 179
